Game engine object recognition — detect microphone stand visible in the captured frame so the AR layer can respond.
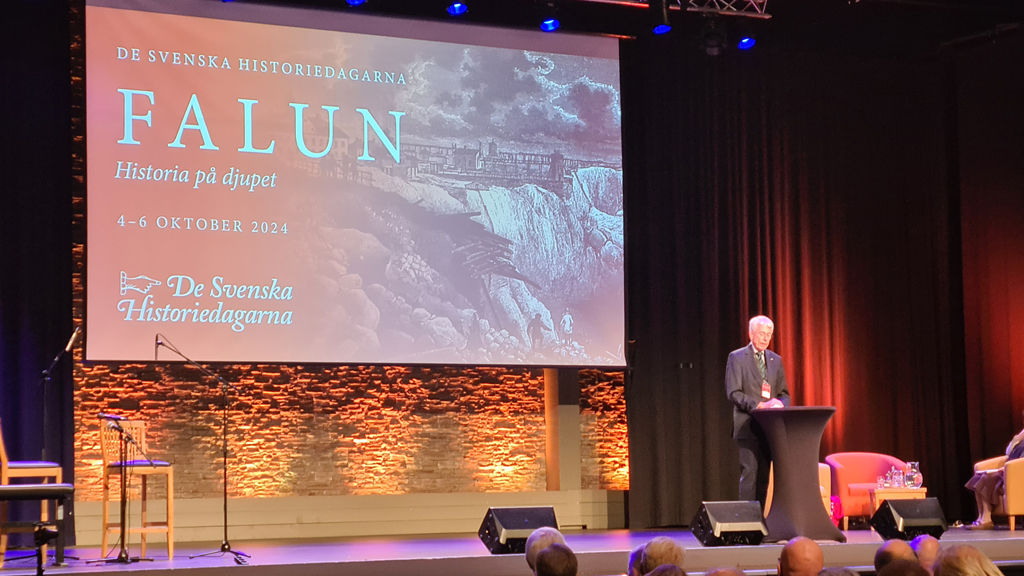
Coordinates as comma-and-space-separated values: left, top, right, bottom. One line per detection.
39, 327, 79, 462
155, 335, 250, 565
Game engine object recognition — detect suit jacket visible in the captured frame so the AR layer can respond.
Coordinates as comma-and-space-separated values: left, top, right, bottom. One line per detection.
726, 343, 790, 439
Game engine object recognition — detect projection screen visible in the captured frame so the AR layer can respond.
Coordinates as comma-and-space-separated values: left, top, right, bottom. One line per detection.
85, 0, 624, 366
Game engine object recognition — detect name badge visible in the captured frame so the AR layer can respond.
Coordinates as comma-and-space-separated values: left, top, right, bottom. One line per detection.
761, 381, 771, 399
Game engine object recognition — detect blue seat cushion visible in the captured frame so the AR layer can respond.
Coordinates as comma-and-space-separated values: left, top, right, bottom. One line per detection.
108, 460, 171, 468
7, 461, 61, 469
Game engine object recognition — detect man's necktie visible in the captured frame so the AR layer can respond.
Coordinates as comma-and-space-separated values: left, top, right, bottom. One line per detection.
756, 351, 766, 380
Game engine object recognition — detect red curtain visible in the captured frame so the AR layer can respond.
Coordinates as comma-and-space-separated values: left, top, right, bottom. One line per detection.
957, 36, 1024, 459
624, 40, 976, 526
697, 53, 970, 501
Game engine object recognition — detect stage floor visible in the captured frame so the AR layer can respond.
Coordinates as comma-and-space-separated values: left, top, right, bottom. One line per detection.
3, 527, 1024, 576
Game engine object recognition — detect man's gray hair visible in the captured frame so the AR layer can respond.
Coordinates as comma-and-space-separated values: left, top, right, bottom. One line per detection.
749, 316, 774, 332
525, 527, 566, 571
641, 536, 685, 574
933, 545, 1003, 576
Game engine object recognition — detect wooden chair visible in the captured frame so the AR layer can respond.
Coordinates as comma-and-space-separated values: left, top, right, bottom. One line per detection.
99, 419, 174, 559
0, 418, 62, 568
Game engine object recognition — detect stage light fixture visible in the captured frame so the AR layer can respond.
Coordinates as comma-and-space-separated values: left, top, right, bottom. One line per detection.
539, 2, 560, 33
738, 36, 756, 49
346, 0, 367, 6
447, 2, 468, 16
651, 0, 671, 35
700, 19, 726, 56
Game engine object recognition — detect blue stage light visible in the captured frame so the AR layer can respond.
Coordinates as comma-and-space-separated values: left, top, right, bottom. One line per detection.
738, 36, 756, 50
346, 0, 367, 6
447, 2, 468, 16
540, 18, 560, 32
653, 24, 671, 35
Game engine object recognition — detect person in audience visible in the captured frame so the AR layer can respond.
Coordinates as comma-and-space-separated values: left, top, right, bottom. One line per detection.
878, 559, 930, 576
875, 540, 918, 572
910, 535, 941, 574
535, 543, 577, 576
706, 567, 745, 576
648, 565, 686, 576
932, 545, 1003, 576
627, 544, 645, 576
525, 527, 566, 573
640, 536, 685, 574
778, 537, 824, 576
965, 416, 1024, 529
818, 568, 860, 576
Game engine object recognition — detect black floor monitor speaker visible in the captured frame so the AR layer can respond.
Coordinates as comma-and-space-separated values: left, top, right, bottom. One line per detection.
691, 501, 767, 546
478, 506, 558, 554
870, 498, 948, 540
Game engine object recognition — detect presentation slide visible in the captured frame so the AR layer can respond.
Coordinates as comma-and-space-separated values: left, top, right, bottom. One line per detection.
85, 0, 624, 366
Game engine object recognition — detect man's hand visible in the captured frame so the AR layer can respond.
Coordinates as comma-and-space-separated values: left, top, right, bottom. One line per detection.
766, 398, 785, 409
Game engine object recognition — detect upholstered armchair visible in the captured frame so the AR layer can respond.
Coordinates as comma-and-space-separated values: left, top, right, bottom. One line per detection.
974, 455, 1024, 530
826, 452, 910, 530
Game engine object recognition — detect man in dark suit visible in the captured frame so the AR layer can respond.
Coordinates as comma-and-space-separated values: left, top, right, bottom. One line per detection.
726, 315, 790, 506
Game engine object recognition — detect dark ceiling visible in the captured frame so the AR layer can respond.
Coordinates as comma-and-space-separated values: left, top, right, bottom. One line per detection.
254, 0, 1024, 57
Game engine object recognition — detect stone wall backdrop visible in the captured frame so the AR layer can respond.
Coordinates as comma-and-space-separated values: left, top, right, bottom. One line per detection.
72, 362, 627, 501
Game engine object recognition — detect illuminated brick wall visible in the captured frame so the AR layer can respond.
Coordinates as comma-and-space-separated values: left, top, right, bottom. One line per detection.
580, 369, 629, 491
72, 363, 626, 501
68, 0, 628, 502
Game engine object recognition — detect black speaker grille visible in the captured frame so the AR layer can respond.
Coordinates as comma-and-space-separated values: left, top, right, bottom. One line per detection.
870, 498, 947, 540
691, 501, 766, 547
478, 506, 558, 554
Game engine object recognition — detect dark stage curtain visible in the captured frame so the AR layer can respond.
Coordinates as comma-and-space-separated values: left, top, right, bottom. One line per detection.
0, 0, 76, 539
957, 35, 1024, 463
622, 38, 975, 527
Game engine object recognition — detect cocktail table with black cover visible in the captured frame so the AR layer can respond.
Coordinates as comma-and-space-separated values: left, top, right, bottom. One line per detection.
751, 406, 845, 543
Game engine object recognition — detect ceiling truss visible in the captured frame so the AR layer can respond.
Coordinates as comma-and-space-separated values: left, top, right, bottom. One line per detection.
685, 0, 771, 19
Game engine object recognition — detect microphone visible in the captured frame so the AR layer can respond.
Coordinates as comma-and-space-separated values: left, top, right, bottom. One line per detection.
65, 326, 81, 353
99, 412, 127, 421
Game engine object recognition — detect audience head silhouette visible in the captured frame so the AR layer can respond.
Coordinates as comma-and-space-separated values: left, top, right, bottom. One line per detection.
879, 559, 930, 576
911, 535, 941, 574
779, 537, 824, 576
932, 545, 1002, 576
535, 542, 577, 576
640, 536, 685, 574
525, 527, 566, 572
648, 565, 686, 576
628, 544, 645, 576
875, 539, 918, 572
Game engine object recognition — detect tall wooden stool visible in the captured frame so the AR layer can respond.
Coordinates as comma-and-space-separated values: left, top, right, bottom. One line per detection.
99, 419, 174, 559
